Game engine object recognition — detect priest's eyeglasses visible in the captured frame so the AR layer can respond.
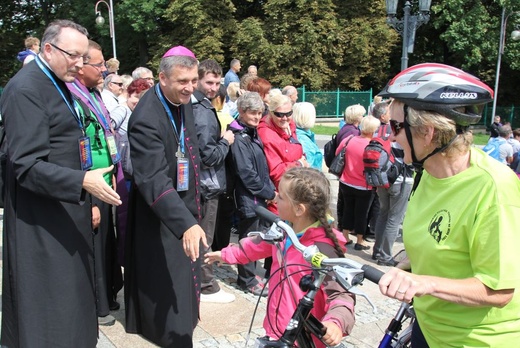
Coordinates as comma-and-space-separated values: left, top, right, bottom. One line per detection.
50, 43, 90, 64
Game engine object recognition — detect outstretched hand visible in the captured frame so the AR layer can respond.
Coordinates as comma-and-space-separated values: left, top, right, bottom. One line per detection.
204, 251, 223, 265
83, 166, 122, 206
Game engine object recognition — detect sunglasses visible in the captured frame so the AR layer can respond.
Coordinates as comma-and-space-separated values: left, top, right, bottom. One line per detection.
85, 61, 107, 70
389, 105, 410, 136
390, 119, 405, 136
273, 110, 293, 118
110, 82, 124, 87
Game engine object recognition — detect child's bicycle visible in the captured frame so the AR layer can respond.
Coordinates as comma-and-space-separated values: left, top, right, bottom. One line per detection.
250, 206, 414, 348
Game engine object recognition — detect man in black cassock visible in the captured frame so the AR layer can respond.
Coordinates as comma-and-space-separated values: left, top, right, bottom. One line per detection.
124, 46, 208, 347
0, 20, 121, 348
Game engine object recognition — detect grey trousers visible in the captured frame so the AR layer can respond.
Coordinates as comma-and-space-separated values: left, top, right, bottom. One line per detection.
373, 179, 413, 262
200, 197, 221, 294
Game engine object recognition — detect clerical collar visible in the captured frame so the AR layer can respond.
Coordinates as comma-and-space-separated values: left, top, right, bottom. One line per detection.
159, 86, 182, 107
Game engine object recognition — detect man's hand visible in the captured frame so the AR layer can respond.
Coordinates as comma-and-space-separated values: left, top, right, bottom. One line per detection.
91, 205, 101, 229
182, 225, 208, 261
83, 166, 122, 206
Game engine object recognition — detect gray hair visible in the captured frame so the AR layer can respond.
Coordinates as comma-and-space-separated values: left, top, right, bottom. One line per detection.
499, 124, 512, 137
132, 66, 153, 80
42, 20, 88, 45
237, 92, 264, 112
372, 101, 389, 120
230, 58, 240, 69
159, 56, 198, 76
103, 73, 117, 89
282, 85, 297, 97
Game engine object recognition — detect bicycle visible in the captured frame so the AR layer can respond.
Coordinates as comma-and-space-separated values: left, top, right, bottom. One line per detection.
249, 206, 414, 348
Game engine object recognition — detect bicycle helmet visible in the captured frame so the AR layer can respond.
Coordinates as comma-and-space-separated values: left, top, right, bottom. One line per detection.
379, 63, 493, 126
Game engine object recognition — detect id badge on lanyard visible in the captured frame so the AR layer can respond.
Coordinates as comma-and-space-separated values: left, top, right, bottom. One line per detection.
105, 133, 121, 164
177, 155, 189, 192
79, 136, 93, 170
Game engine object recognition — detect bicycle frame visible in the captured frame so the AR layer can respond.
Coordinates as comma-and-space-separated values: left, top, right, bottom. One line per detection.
378, 302, 415, 348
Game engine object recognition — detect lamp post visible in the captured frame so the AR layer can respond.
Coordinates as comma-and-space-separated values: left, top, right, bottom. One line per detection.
385, 0, 432, 71
95, 0, 116, 59
491, 8, 520, 120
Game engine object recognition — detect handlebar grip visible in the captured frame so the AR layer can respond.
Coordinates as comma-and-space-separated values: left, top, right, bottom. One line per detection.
361, 264, 385, 284
255, 206, 281, 224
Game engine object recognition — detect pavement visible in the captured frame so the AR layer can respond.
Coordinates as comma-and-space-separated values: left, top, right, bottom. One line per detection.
0, 137, 407, 347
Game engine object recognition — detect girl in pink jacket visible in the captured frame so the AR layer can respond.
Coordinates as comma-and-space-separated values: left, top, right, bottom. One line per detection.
205, 167, 356, 347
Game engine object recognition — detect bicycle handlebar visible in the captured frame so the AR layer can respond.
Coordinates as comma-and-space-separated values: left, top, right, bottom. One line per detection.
254, 206, 385, 285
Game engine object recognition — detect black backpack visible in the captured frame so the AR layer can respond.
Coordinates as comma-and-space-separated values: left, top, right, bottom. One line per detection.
363, 137, 402, 188
323, 133, 338, 167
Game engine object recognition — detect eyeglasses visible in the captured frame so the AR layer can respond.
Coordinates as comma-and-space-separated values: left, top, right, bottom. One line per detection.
389, 119, 405, 136
49, 43, 90, 64
273, 110, 293, 118
110, 82, 124, 87
85, 61, 107, 70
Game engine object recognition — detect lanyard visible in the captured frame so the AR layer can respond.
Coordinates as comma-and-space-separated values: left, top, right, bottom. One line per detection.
155, 84, 185, 155
70, 82, 111, 133
34, 56, 84, 132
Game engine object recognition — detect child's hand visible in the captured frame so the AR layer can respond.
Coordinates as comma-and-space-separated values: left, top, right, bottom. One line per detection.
204, 251, 223, 264
321, 320, 343, 346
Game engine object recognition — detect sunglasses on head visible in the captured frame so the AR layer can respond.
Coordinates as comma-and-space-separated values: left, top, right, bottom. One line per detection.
273, 110, 293, 118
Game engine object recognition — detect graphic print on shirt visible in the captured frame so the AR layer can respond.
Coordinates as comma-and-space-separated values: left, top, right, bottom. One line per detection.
428, 209, 451, 243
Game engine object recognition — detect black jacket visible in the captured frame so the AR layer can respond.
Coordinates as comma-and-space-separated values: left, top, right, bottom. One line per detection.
192, 90, 230, 199
229, 120, 276, 218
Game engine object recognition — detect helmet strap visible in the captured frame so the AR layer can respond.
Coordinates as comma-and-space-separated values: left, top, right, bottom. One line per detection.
403, 105, 459, 196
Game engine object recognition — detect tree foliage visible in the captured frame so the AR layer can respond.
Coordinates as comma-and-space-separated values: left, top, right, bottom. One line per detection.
1, 0, 519, 105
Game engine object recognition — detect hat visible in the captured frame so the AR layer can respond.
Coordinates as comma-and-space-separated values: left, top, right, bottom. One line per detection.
162, 46, 196, 59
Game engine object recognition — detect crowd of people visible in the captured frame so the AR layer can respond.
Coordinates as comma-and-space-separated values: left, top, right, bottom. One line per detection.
1, 19, 519, 348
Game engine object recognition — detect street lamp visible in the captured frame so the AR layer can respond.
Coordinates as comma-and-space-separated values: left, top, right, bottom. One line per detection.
95, 0, 116, 59
385, 0, 432, 71
491, 8, 520, 120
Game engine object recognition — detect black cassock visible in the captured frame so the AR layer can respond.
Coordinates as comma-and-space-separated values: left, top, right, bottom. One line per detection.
125, 86, 201, 347
0, 62, 97, 347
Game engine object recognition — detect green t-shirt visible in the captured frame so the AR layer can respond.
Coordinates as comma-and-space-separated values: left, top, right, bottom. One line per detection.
404, 147, 520, 347
78, 104, 113, 187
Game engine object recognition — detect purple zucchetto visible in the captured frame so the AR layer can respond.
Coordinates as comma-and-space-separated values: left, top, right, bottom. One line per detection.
162, 46, 196, 59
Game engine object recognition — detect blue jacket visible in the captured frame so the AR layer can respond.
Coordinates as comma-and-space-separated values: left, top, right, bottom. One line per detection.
296, 127, 323, 170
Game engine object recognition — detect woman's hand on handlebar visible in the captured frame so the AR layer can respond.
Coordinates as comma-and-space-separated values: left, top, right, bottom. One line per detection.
321, 321, 343, 346
204, 251, 223, 265
378, 268, 431, 303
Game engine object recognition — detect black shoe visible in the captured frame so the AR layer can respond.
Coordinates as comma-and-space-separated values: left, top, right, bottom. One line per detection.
364, 236, 375, 242
109, 301, 120, 311
377, 259, 398, 267
354, 243, 370, 251
243, 283, 268, 297
372, 253, 381, 260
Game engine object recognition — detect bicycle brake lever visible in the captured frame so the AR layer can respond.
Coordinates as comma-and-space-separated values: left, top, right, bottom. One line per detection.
247, 223, 284, 242
348, 287, 378, 314
332, 266, 364, 289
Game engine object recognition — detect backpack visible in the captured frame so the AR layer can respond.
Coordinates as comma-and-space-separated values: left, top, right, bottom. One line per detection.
363, 137, 402, 188
482, 137, 506, 162
323, 133, 338, 168
328, 135, 354, 177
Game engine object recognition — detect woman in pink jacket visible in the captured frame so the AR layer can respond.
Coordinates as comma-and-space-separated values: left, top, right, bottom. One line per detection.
205, 167, 356, 347
336, 116, 380, 250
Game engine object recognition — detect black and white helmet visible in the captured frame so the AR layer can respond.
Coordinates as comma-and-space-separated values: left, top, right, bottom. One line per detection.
379, 63, 494, 126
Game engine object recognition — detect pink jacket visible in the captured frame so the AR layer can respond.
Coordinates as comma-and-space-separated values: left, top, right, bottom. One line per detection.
336, 135, 372, 189
221, 226, 356, 347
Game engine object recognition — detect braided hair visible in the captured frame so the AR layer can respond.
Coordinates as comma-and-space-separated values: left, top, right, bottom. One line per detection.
281, 167, 344, 256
